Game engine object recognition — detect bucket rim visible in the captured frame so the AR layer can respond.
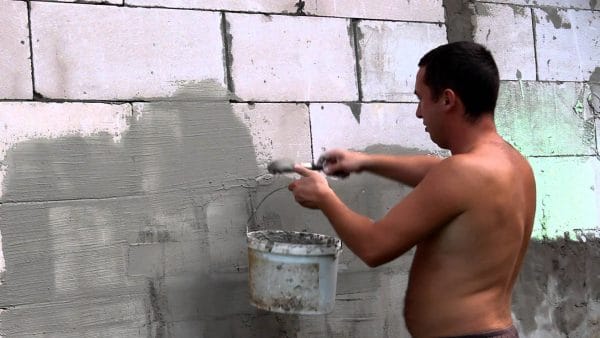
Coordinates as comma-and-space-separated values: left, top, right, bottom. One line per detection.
247, 230, 342, 256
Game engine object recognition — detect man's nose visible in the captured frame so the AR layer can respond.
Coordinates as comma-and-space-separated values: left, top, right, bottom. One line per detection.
415, 107, 422, 119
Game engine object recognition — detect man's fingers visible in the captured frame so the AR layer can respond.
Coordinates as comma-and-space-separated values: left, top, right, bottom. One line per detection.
293, 164, 313, 177
318, 148, 343, 166
322, 148, 343, 159
317, 154, 331, 167
323, 162, 339, 175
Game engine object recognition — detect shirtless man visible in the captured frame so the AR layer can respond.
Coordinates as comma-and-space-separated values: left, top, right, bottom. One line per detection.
287, 42, 536, 337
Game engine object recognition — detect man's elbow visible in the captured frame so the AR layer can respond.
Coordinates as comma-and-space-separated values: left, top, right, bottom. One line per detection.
363, 257, 384, 268
359, 246, 410, 268
360, 252, 388, 268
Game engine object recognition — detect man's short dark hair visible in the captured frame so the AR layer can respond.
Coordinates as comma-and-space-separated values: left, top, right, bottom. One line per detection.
418, 41, 500, 122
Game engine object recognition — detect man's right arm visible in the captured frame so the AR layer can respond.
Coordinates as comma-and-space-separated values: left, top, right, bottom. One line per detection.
320, 149, 443, 187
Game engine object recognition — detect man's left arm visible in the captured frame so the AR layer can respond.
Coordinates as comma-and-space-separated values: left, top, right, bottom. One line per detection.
289, 159, 468, 267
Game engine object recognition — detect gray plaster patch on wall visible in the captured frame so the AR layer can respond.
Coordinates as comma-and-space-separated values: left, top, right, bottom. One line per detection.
474, 2, 491, 16
443, 0, 476, 42
513, 239, 600, 337
0, 80, 305, 336
539, 6, 572, 29
591, 67, 600, 84
509, 4, 527, 17
361, 143, 434, 157
1, 82, 255, 202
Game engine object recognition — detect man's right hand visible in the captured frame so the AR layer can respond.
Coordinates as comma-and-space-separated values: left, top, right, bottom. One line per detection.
318, 149, 368, 177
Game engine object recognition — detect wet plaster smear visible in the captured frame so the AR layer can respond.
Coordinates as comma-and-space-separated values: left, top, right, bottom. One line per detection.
0, 81, 267, 337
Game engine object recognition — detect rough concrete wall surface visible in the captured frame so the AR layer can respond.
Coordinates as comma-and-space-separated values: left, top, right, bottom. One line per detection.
0, 1, 31, 99
0, 0, 598, 337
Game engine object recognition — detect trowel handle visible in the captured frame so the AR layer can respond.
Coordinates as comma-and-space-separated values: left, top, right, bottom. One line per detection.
299, 162, 324, 171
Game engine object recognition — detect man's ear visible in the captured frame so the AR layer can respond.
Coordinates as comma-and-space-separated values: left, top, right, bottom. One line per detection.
442, 89, 457, 106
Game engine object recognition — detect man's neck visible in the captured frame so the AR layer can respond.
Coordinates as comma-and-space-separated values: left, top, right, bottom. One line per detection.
447, 114, 500, 155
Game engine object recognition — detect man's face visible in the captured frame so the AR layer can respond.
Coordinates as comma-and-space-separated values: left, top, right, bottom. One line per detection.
414, 67, 444, 146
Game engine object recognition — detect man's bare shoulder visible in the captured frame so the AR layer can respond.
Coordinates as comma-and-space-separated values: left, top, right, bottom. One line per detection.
439, 141, 531, 177
423, 141, 534, 209
427, 152, 490, 184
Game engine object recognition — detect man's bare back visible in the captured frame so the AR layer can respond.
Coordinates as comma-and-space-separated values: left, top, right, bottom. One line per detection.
404, 141, 536, 336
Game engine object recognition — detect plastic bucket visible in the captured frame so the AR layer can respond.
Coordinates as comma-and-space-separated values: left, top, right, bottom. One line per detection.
247, 230, 342, 315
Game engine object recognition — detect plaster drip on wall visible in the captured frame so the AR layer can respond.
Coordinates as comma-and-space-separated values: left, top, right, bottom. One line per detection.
516, 69, 524, 100
295, 0, 306, 15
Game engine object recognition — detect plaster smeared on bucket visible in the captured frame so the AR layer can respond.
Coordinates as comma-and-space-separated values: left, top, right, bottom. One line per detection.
248, 230, 341, 256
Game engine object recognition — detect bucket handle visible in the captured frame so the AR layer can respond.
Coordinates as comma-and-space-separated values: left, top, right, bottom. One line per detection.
246, 185, 289, 234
